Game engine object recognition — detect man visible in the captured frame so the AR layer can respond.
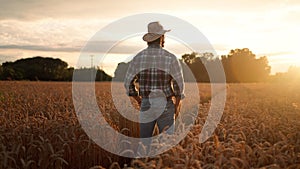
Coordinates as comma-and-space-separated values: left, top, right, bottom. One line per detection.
124, 21, 185, 140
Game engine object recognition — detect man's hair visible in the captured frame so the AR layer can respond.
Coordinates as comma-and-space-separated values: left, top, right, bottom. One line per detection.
147, 37, 161, 46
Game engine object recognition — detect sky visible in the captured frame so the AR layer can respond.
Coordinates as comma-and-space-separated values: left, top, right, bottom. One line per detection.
0, 0, 300, 76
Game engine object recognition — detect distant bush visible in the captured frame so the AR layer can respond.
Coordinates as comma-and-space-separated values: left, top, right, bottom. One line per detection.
0, 56, 112, 81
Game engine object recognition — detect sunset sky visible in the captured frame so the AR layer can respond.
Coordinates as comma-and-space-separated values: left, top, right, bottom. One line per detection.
0, 0, 299, 76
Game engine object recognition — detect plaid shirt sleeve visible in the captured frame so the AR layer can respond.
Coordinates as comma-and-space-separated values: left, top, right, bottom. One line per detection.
170, 58, 185, 99
124, 59, 139, 96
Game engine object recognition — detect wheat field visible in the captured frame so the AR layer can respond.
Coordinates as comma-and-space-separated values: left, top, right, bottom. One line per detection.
0, 81, 299, 169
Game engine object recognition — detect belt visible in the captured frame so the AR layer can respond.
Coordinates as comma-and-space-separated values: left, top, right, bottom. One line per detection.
142, 96, 173, 101
142, 92, 173, 101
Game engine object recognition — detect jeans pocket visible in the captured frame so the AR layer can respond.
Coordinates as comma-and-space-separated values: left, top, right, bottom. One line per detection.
140, 98, 151, 111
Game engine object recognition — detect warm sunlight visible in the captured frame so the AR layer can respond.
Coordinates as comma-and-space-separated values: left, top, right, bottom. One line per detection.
1, 1, 300, 75
1, 1, 300, 168
268, 53, 300, 74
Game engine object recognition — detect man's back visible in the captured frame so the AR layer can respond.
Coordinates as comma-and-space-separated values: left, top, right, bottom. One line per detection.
124, 44, 184, 99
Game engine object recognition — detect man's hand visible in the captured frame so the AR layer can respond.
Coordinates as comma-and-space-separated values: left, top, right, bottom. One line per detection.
174, 96, 181, 119
132, 96, 142, 106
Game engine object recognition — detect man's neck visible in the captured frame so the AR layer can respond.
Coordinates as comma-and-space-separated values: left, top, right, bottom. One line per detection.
148, 44, 162, 48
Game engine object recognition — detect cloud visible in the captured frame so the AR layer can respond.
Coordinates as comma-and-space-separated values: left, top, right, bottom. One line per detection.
0, 44, 80, 52
1, 0, 299, 75
1, 0, 298, 21
0, 0, 150, 20
0, 41, 144, 54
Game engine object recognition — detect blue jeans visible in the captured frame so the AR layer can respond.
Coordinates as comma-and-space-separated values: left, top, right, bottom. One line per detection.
139, 97, 175, 138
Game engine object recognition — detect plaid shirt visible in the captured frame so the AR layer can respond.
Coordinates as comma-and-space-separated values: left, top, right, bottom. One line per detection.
124, 44, 185, 99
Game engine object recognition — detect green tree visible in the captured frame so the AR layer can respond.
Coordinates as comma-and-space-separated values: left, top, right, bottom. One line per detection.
96, 67, 112, 81
62, 67, 74, 81
181, 52, 211, 82
2, 56, 69, 80
73, 67, 112, 81
0, 64, 3, 80
221, 48, 270, 82
182, 52, 197, 65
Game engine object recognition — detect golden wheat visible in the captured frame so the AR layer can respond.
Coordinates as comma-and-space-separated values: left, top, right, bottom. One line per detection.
0, 82, 299, 168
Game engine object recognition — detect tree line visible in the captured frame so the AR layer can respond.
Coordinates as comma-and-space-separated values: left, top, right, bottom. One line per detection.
115, 48, 298, 83
269, 66, 300, 83
0, 56, 112, 81
0, 48, 298, 82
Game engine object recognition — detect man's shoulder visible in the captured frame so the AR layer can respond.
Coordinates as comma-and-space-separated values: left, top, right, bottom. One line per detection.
132, 49, 146, 59
160, 48, 178, 61
162, 48, 176, 57
133, 47, 177, 59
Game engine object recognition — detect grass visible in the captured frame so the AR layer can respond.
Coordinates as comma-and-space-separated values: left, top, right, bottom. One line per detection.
0, 81, 299, 168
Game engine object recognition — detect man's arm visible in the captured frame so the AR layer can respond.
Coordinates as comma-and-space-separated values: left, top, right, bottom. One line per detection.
170, 58, 185, 117
124, 60, 141, 105
173, 95, 182, 118
129, 75, 141, 105
170, 59, 185, 99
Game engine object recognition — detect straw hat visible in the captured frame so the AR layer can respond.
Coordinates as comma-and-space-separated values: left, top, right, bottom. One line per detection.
142, 22, 170, 42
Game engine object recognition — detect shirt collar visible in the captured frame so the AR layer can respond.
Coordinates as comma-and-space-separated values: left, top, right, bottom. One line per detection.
147, 44, 162, 49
